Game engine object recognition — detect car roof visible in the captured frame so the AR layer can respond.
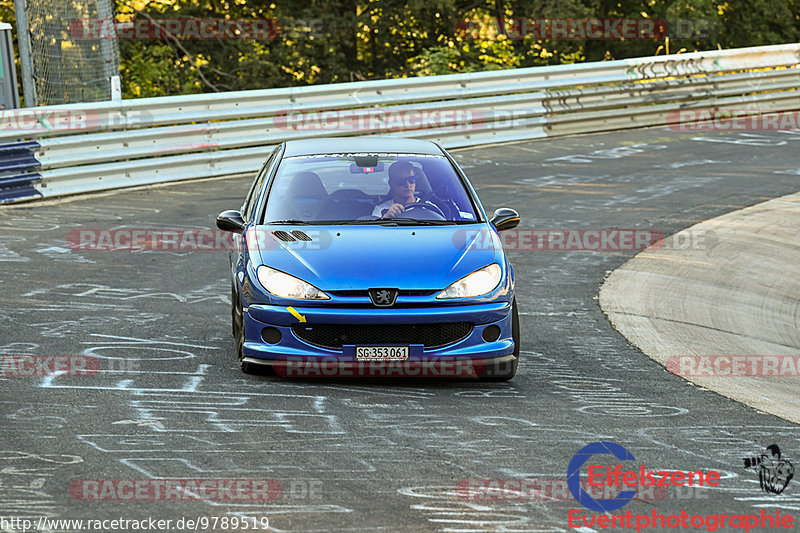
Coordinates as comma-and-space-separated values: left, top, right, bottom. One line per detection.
282, 137, 445, 157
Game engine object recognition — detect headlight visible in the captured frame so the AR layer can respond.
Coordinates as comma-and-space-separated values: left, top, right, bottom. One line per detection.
436, 263, 502, 299
256, 266, 330, 300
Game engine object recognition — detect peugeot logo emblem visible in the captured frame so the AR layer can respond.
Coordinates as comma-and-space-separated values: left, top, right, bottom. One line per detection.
369, 288, 398, 307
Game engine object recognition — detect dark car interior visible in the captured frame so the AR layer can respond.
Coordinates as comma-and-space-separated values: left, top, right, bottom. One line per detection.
267, 160, 470, 222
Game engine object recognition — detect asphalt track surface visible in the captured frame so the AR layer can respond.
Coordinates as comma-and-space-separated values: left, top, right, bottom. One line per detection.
1, 126, 800, 532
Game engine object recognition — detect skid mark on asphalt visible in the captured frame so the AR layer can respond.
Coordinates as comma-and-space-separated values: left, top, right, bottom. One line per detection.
24, 283, 228, 305
0, 450, 83, 521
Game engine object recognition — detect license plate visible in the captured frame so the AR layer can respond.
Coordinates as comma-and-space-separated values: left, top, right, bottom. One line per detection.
355, 346, 409, 361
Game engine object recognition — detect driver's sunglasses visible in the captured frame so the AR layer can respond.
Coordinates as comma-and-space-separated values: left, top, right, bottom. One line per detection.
391, 174, 416, 185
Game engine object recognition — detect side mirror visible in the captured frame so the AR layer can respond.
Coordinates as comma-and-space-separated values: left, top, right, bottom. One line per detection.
216, 210, 246, 232
490, 208, 520, 232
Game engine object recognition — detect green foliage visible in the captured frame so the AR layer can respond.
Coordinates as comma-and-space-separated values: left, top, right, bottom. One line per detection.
121, 42, 204, 96
719, 0, 800, 48
28, 0, 800, 99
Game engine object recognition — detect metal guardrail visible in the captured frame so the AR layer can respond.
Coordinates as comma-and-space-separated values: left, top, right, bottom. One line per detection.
0, 42, 798, 203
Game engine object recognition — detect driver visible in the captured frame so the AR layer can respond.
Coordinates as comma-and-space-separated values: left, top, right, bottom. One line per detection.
372, 161, 437, 218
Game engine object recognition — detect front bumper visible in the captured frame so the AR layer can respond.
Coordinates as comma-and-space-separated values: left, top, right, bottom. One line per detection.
241, 301, 515, 363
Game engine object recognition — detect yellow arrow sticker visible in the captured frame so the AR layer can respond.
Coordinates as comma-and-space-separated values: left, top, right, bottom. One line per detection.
287, 307, 306, 323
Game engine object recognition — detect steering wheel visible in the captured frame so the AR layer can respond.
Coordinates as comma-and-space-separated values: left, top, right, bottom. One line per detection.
402, 201, 446, 220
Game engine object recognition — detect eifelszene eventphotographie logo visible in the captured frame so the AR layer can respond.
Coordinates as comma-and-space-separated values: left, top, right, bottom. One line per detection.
567, 441, 795, 532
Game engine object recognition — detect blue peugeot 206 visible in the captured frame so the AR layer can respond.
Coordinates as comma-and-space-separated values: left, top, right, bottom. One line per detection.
216, 137, 521, 380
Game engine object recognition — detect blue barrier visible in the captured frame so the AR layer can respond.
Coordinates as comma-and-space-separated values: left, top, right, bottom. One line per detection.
0, 141, 42, 203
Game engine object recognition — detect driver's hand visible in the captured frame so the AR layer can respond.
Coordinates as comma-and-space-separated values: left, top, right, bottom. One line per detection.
384, 203, 405, 218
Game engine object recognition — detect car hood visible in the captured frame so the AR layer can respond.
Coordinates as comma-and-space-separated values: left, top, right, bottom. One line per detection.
252, 224, 500, 291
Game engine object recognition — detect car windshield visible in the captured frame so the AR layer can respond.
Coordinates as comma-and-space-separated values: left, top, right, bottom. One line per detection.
261, 153, 479, 224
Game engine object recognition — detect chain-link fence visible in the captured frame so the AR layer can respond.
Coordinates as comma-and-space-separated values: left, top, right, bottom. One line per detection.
23, 0, 119, 106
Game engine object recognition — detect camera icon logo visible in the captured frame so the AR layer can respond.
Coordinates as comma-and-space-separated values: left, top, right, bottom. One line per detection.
743, 444, 794, 495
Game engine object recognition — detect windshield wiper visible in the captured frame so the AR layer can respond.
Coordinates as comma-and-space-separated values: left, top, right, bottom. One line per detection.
331, 219, 393, 225
266, 219, 314, 225
387, 218, 458, 225
335, 218, 457, 226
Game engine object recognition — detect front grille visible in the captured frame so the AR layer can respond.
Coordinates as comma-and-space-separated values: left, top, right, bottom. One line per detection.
291, 322, 473, 349
328, 289, 438, 297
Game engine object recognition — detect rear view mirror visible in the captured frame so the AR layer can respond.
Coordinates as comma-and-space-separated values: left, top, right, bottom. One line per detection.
490, 208, 520, 232
350, 162, 385, 174
216, 210, 246, 232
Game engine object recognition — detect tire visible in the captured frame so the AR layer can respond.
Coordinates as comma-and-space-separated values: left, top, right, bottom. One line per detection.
512, 297, 520, 360
231, 283, 238, 336
480, 298, 519, 381
233, 297, 258, 375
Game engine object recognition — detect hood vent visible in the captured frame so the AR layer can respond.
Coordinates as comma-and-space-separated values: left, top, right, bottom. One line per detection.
272, 231, 296, 242
291, 230, 312, 241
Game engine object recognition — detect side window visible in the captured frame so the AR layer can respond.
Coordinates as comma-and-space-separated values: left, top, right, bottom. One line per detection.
242, 150, 277, 221
241, 166, 264, 219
